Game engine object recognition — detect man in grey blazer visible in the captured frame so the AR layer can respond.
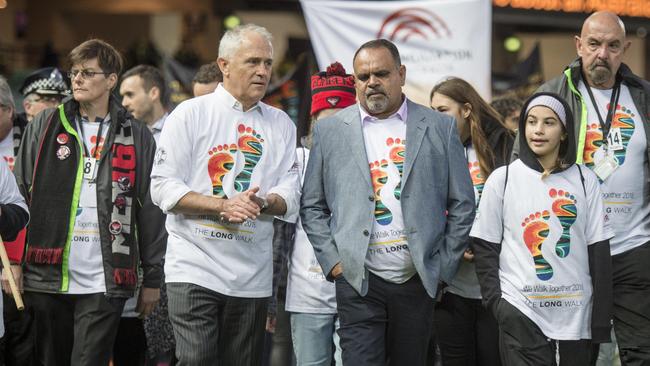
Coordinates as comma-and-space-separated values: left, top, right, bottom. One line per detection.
300, 39, 475, 365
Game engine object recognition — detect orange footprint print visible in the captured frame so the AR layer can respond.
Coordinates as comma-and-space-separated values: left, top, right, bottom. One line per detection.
468, 161, 485, 205
3, 156, 14, 171
583, 123, 603, 168
90, 135, 105, 159
369, 159, 393, 226
521, 210, 553, 281
207, 144, 238, 198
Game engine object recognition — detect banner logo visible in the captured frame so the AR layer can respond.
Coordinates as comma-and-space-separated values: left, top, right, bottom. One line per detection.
377, 8, 451, 42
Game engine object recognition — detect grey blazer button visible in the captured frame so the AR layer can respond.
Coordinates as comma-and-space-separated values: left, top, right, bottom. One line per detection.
363, 229, 370, 236
368, 195, 374, 202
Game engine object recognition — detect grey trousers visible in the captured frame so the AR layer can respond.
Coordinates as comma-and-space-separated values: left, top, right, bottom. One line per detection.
167, 282, 268, 366
26, 291, 126, 366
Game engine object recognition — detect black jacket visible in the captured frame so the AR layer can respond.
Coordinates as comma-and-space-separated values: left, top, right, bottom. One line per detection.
480, 114, 515, 170
14, 96, 167, 297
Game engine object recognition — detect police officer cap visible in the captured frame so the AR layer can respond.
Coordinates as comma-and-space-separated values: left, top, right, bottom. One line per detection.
20, 67, 70, 97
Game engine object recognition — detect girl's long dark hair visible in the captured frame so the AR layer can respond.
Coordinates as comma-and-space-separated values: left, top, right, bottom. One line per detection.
430, 77, 508, 178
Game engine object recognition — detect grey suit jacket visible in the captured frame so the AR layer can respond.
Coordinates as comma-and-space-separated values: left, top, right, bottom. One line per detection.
300, 99, 475, 298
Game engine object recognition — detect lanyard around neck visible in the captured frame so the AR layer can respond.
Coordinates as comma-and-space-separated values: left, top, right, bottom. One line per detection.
582, 71, 621, 146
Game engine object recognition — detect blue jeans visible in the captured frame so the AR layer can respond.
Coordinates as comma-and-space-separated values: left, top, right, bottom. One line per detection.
290, 312, 342, 366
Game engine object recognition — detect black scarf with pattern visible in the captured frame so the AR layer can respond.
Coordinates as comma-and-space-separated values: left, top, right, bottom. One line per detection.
25, 99, 138, 288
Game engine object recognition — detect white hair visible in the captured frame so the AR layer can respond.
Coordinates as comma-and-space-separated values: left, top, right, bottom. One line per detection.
0, 76, 15, 110
218, 24, 273, 60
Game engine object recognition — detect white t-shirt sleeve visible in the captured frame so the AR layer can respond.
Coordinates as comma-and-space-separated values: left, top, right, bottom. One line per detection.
0, 159, 27, 328
0, 158, 27, 212
470, 166, 506, 244
267, 114, 301, 223
150, 103, 194, 213
582, 166, 615, 245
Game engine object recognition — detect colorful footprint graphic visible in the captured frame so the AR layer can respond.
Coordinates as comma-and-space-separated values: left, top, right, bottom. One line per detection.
583, 123, 603, 169
207, 144, 237, 198
549, 188, 577, 258
468, 161, 486, 205
234, 124, 264, 192
609, 104, 635, 166
386, 137, 405, 200
90, 135, 106, 159
521, 210, 553, 281
3, 156, 14, 171
369, 159, 393, 225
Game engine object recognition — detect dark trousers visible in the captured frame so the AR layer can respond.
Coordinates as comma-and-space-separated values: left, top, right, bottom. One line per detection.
113, 317, 147, 366
26, 291, 126, 366
335, 272, 434, 366
1, 293, 34, 366
435, 292, 501, 366
497, 299, 595, 366
612, 241, 650, 365
166, 282, 268, 366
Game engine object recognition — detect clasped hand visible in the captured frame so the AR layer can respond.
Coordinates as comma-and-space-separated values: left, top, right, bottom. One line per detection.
218, 186, 265, 223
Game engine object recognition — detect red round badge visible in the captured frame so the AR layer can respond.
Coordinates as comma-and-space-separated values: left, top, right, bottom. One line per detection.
56, 145, 71, 160
56, 133, 69, 144
114, 196, 126, 210
109, 220, 122, 235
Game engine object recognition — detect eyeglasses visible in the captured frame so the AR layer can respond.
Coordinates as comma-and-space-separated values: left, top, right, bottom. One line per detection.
68, 69, 111, 80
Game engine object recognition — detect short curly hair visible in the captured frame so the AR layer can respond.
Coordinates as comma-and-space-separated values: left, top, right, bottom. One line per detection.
490, 96, 523, 119
192, 63, 222, 85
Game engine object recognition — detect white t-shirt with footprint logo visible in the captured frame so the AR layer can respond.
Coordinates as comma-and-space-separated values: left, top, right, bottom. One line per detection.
361, 114, 416, 284
151, 84, 300, 298
470, 160, 613, 340
579, 82, 650, 255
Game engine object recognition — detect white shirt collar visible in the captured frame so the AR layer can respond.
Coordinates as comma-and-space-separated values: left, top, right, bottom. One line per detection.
358, 96, 408, 124
215, 84, 264, 116
151, 112, 168, 133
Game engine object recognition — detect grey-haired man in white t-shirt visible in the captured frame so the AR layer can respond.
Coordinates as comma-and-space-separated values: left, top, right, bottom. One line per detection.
151, 24, 300, 365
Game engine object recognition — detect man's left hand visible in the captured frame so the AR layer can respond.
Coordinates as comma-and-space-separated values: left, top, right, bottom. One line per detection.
462, 249, 474, 262
136, 287, 160, 318
249, 191, 287, 216
1, 264, 23, 296
266, 315, 277, 333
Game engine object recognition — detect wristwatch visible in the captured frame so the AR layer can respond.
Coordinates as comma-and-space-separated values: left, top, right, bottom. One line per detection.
260, 197, 269, 212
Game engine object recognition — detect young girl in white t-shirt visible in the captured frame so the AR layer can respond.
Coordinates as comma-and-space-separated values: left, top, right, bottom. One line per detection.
471, 93, 614, 365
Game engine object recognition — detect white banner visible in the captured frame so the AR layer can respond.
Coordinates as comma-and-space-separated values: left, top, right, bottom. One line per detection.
300, 0, 492, 105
